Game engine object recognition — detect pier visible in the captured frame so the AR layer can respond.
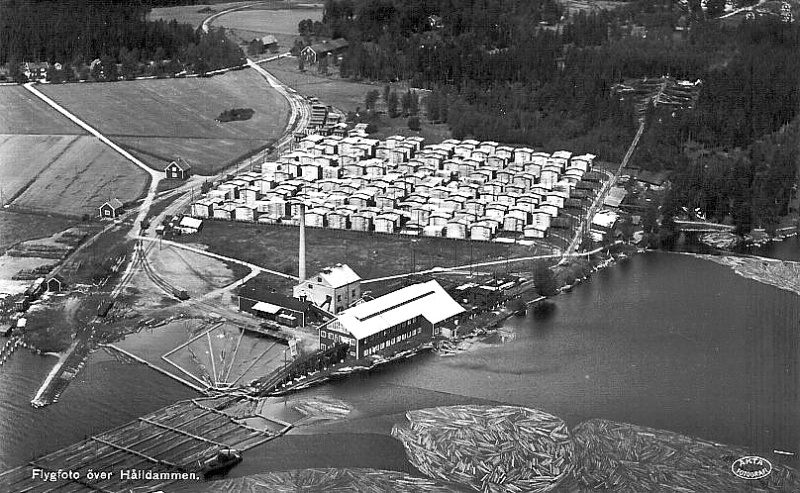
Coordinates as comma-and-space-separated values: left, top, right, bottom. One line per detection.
0, 396, 291, 492
30, 330, 94, 408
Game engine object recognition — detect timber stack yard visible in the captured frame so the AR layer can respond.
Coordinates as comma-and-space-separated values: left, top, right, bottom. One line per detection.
2, 0, 800, 490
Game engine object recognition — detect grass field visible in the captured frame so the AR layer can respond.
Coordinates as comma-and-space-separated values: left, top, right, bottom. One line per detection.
216, 6, 322, 35
39, 68, 290, 174
0, 86, 84, 135
0, 135, 78, 200
149, 1, 259, 27
0, 211, 76, 253
178, 220, 544, 292
265, 59, 388, 112
150, 1, 321, 29
0, 135, 150, 216
115, 136, 270, 175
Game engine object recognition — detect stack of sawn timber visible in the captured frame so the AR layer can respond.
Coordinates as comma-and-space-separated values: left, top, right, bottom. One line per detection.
391, 405, 574, 492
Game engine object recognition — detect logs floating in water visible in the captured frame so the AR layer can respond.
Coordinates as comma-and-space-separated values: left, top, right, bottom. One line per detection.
293, 396, 351, 421
391, 405, 574, 493
572, 419, 800, 492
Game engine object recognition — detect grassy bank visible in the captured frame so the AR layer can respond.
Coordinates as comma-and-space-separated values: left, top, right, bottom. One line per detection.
176, 220, 545, 290
0, 211, 77, 254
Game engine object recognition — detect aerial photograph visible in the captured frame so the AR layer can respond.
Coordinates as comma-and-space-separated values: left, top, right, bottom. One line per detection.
0, 0, 799, 491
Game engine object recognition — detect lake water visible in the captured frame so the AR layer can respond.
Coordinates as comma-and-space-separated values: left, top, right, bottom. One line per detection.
1, 244, 798, 478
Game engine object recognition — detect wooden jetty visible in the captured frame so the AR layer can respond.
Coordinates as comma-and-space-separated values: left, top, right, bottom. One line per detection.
0, 396, 291, 492
253, 343, 349, 397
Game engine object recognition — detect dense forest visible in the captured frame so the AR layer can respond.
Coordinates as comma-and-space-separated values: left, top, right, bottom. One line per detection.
0, 0, 244, 80
319, 0, 800, 232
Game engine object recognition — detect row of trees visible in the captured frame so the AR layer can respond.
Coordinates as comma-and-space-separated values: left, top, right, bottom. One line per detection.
1, 0, 244, 80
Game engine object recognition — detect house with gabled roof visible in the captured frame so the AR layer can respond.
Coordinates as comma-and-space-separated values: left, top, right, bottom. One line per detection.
300, 38, 349, 65
164, 158, 192, 180
99, 198, 124, 219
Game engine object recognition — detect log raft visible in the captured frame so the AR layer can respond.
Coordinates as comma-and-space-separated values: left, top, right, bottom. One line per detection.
0, 396, 291, 492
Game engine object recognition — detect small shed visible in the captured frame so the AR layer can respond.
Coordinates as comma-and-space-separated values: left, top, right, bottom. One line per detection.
164, 158, 192, 180
46, 275, 66, 293
178, 216, 204, 234
99, 198, 124, 219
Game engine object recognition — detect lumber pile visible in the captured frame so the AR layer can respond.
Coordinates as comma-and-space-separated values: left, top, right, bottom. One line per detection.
391, 405, 574, 492
700, 232, 740, 249
572, 419, 800, 492
293, 396, 351, 421
192, 468, 458, 492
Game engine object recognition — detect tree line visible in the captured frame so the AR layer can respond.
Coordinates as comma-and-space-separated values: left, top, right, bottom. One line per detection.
319, 0, 800, 232
0, 0, 244, 80
634, 19, 800, 233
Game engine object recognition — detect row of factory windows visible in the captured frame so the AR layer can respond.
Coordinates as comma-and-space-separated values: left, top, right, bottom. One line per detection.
320, 330, 354, 346
363, 328, 422, 356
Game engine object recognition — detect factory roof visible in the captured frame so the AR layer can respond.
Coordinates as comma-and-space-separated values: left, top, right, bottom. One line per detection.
335, 280, 465, 340
309, 264, 361, 288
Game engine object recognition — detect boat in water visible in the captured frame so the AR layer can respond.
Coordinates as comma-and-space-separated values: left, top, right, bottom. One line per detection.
199, 448, 243, 478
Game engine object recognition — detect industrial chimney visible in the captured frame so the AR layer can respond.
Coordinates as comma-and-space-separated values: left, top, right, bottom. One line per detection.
299, 203, 306, 282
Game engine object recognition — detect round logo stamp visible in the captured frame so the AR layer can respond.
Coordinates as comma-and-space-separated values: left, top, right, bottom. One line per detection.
731, 456, 772, 480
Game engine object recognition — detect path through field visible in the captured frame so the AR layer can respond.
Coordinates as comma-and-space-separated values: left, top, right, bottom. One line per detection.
22, 83, 162, 237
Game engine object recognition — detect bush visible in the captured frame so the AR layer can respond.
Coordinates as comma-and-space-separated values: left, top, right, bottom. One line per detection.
407, 116, 421, 131
215, 108, 254, 122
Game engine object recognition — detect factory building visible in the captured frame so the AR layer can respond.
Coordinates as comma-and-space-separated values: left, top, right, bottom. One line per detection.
293, 264, 361, 314
319, 280, 465, 359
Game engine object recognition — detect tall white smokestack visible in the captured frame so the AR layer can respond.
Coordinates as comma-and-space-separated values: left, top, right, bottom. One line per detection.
299, 203, 306, 282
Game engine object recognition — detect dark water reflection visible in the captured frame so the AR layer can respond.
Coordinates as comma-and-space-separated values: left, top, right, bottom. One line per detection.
1, 249, 798, 478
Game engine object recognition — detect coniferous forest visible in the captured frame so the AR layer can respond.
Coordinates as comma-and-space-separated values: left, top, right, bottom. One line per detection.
320, 0, 800, 232
1, 0, 797, 232
0, 0, 244, 80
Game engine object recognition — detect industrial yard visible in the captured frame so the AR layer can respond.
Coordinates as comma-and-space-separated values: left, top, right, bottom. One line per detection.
191, 133, 607, 250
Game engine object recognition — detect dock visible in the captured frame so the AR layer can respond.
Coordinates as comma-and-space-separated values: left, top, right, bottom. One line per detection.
30, 331, 93, 408
0, 396, 291, 492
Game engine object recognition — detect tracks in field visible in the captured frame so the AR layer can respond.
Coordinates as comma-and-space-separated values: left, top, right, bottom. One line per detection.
5, 136, 81, 205
21, 83, 162, 236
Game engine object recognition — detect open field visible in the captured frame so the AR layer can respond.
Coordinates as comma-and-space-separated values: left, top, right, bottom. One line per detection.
147, 243, 237, 296
0, 135, 80, 200
264, 59, 387, 113
39, 69, 290, 174
0, 135, 150, 216
0, 211, 76, 253
150, 0, 321, 29
0, 86, 84, 135
215, 6, 322, 35
149, 1, 255, 27
177, 220, 545, 291
115, 136, 270, 176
